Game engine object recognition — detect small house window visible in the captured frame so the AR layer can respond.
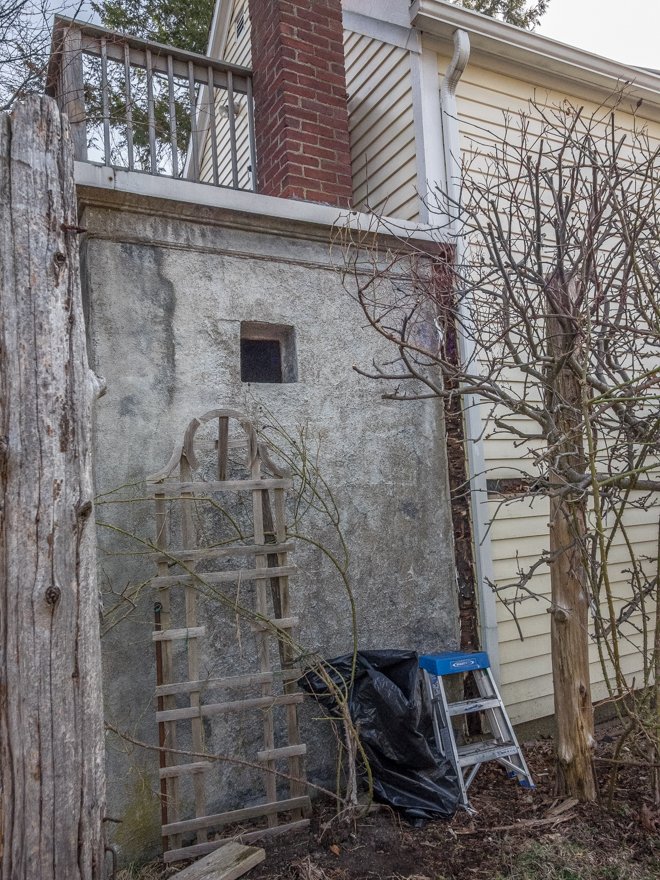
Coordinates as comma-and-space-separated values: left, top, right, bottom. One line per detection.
240, 322, 297, 384
235, 11, 245, 39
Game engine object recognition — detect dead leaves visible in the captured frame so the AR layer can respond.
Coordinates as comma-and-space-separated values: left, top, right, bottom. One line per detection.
639, 803, 658, 832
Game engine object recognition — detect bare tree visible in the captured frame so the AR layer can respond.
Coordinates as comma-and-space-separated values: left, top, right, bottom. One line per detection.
338, 94, 660, 802
455, 0, 549, 29
0, 0, 56, 111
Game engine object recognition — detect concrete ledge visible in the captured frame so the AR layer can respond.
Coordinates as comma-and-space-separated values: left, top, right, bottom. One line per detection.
74, 162, 447, 244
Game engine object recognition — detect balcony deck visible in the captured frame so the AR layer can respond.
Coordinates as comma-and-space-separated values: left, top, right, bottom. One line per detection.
46, 16, 256, 194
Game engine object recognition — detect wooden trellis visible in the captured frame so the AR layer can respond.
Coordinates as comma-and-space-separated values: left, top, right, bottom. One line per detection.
146, 408, 310, 864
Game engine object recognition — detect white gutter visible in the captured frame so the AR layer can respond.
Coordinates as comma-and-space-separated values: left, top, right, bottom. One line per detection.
411, 0, 660, 108
440, 28, 500, 680
74, 161, 449, 242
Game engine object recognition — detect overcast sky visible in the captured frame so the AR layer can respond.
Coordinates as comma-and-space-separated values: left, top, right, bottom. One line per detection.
537, 0, 660, 70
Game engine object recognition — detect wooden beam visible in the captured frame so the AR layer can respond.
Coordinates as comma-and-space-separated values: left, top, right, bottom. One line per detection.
170, 842, 265, 879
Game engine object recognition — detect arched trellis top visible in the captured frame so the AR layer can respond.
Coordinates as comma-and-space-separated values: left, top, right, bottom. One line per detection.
145, 408, 289, 484
143, 406, 309, 864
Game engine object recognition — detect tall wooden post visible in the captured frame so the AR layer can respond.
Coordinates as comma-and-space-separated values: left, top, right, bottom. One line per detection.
0, 96, 106, 878
60, 24, 88, 161
546, 275, 597, 801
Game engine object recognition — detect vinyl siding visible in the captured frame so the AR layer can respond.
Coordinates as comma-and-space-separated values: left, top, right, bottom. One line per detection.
446, 54, 660, 724
200, 0, 252, 189
344, 30, 418, 220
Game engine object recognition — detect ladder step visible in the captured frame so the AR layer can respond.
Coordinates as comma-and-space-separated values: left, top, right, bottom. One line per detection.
446, 697, 501, 717
457, 740, 519, 767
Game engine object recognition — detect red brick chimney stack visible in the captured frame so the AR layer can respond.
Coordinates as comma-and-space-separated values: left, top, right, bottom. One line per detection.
247, 0, 353, 207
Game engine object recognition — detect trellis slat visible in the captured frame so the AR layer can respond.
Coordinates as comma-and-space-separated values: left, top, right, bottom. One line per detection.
250, 616, 299, 632
152, 626, 206, 641
156, 693, 303, 723
162, 796, 311, 836
147, 478, 292, 494
148, 541, 294, 564
155, 669, 301, 697
159, 762, 212, 779
151, 565, 296, 589
257, 745, 307, 762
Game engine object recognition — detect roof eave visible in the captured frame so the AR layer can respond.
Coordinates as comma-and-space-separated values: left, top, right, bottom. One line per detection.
410, 0, 660, 104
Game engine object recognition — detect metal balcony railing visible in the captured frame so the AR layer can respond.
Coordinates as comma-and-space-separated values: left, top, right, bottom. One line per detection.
46, 16, 257, 191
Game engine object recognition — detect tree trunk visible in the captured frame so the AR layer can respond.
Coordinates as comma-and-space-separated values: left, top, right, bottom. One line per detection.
549, 486, 597, 800
0, 97, 106, 878
547, 275, 597, 801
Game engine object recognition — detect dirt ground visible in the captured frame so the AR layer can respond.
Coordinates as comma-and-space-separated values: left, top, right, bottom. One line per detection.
120, 721, 660, 880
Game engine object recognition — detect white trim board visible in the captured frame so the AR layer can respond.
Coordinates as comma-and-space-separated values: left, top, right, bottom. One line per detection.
343, 9, 421, 54
411, 0, 660, 109
74, 162, 447, 242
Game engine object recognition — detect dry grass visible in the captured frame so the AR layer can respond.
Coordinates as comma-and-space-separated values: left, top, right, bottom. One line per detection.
501, 838, 660, 880
115, 860, 177, 880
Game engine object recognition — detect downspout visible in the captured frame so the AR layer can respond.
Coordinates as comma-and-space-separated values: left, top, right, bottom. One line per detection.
440, 29, 501, 681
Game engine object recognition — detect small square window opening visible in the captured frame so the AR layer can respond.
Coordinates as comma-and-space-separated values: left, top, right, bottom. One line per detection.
240, 322, 297, 384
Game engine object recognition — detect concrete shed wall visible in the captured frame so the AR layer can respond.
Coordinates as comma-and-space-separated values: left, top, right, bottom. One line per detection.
79, 186, 458, 862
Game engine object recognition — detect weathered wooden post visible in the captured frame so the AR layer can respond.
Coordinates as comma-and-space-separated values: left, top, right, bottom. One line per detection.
0, 96, 106, 878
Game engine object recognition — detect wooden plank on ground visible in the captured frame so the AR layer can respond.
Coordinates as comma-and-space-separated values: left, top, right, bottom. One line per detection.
171, 841, 265, 879
165, 821, 309, 864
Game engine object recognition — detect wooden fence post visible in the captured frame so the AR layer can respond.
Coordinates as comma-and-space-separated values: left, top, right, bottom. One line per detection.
61, 25, 88, 161
0, 96, 106, 879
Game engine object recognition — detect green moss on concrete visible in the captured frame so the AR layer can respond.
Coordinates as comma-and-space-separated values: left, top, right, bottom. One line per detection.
112, 762, 162, 866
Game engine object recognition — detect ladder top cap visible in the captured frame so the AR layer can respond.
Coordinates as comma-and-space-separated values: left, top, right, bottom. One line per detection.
419, 651, 490, 676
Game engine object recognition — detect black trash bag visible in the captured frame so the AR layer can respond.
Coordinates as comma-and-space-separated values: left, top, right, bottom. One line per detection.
299, 649, 460, 822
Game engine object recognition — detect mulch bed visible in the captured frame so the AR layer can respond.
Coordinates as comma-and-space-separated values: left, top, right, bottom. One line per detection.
143, 722, 660, 880
245, 724, 660, 880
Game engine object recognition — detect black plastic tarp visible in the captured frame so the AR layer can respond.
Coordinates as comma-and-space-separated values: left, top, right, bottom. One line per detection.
299, 650, 460, 822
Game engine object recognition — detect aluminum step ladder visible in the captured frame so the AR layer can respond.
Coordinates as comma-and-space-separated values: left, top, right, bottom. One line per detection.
420, 651, 534, 811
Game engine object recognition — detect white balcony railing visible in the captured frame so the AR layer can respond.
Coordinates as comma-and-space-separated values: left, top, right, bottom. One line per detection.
46, 16, 257, 191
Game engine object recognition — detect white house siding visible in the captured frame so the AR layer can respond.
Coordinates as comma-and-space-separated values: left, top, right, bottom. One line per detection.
343, 30, 418, 220
200, 0, 252, 189
443, 52, 660, 724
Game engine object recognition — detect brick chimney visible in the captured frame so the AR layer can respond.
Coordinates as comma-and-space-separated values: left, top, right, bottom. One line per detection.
247, 0, 353, 207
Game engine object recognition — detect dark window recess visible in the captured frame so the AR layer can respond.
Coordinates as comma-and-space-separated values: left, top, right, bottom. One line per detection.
241, 339, 282, 383
240, 322, 297, 383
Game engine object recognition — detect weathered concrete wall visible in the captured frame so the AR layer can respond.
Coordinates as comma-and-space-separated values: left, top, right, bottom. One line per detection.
79, 186, 458, 863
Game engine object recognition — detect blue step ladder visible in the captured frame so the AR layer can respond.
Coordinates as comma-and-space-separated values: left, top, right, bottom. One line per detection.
419, 651, 534, 811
